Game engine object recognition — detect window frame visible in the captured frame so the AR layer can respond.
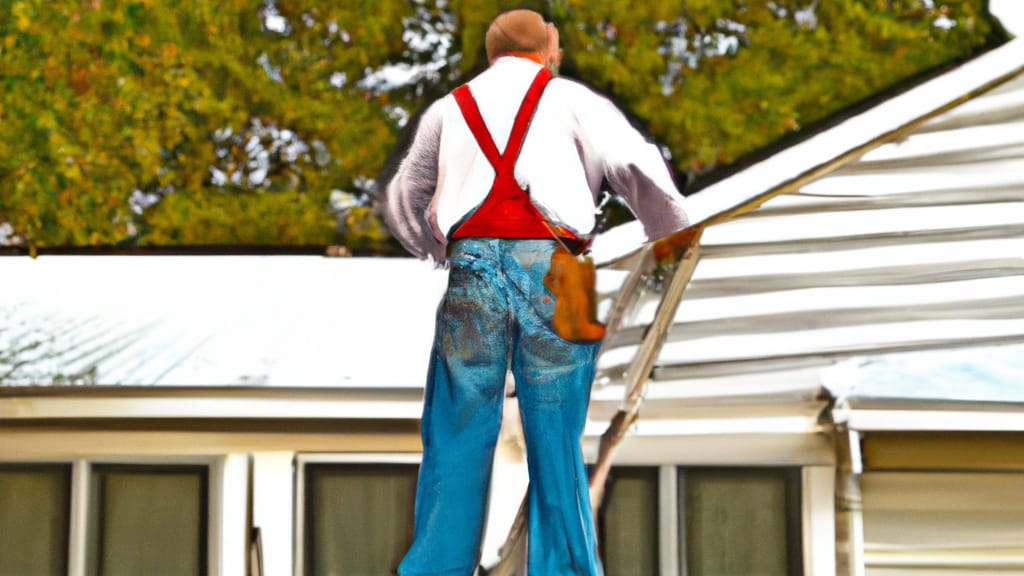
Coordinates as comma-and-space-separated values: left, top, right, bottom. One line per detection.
600, 464, 818, 576
677, 466, 804, 576
0, 456, 224, 576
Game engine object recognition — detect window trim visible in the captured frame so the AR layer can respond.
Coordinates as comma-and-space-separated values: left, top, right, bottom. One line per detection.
801, 466, 836, 575
658, 465, 680, 576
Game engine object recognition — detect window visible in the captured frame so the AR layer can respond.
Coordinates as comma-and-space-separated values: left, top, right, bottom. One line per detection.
600, 466, 661, 576
87, 465, 208, 576
303, 463, 418, 576
0, 461, 214, 575
681, 468, 802, 576
0, 464, 71, 576
599, 466, 802, 576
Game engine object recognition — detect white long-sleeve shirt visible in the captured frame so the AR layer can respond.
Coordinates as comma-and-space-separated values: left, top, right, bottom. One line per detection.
383, 56, 689, 261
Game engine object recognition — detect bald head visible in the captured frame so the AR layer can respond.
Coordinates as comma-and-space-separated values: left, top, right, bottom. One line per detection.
485, 9, 556, 64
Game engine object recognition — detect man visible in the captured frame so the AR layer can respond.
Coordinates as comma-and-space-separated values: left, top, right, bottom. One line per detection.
383, 9, 689, 575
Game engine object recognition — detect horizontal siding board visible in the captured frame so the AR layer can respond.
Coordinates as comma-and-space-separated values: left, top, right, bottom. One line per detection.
684, 258, 1024, 298
741, 185, 1024, 218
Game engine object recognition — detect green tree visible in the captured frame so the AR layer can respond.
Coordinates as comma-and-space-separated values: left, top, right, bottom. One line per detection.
0, 0, 1004, 253
559, 0, 1001, 184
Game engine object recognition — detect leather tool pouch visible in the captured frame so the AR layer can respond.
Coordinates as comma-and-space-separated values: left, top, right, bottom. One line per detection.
543, 246, 607, 342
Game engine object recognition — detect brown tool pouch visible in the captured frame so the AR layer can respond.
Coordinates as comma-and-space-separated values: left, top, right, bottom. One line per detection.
543, 246, 607, 342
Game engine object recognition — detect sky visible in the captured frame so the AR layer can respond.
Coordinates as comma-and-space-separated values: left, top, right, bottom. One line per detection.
991, 0, 1024, 34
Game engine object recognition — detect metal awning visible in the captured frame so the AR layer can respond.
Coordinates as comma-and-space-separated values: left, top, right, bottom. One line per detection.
586, 32, 1024, 445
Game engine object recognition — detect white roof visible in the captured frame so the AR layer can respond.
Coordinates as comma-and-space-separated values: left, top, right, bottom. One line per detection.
1, 256, 446, 388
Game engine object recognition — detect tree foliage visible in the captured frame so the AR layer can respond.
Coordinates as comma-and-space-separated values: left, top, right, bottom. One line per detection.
0, 0, 1003, 252
560, 0, 1001, 185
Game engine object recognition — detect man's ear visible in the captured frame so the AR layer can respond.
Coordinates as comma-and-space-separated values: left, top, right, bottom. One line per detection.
546, 24, 562, 69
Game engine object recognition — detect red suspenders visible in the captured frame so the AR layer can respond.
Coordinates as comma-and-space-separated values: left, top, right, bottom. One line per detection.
450, 68, 581, 244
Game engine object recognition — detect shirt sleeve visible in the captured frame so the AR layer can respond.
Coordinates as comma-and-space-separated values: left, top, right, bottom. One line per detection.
572, 86, 690, 241
381, 100, 447, 262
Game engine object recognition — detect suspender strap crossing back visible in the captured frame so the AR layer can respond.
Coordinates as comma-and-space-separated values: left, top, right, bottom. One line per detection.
450, 67, 580, 244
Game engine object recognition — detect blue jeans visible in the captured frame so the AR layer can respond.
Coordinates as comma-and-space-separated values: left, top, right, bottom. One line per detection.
399, 239, 602, 576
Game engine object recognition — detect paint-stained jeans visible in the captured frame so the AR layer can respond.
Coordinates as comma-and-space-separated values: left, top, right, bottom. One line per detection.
398, 238, 602, 576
